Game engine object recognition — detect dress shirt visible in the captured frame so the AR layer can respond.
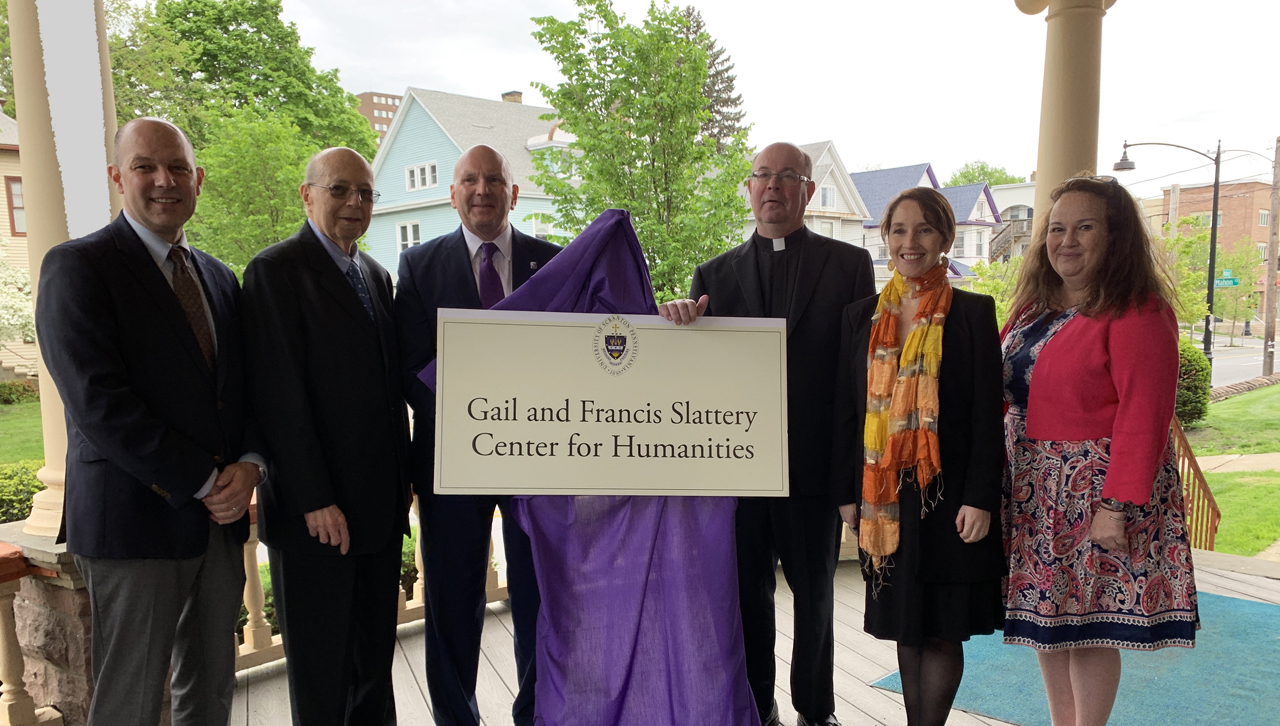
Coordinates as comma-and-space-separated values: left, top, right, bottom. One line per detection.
307, 219, 362, 274
124, 211, 266, 500
462, 223, 514, 297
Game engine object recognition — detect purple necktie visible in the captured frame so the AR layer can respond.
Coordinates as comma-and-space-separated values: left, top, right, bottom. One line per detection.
479, 242, 505, 309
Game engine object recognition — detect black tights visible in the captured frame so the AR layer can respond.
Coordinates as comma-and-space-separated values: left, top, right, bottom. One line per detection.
897, 638, 964, 726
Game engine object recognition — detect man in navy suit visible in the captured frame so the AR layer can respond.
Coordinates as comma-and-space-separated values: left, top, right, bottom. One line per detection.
35, 117, 265, 726
395, 144, 560, 726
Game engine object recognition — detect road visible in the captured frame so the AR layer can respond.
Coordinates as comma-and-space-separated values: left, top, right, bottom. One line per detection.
1203, 335, 1267, 388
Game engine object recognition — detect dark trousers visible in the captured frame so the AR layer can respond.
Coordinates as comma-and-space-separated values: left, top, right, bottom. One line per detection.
423, 494, 541, 726
268, 537, 402, 726
736, 495, 841, 721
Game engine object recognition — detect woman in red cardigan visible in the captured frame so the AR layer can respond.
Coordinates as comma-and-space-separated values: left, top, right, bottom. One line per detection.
1000, 176, 1199, 726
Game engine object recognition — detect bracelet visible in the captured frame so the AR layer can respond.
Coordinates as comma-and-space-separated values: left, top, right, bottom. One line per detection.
1098, 497, 1128, 512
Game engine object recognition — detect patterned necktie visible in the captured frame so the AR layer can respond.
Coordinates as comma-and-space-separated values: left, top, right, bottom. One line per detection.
344, 262, 375, 320
167, 246, 216, 370
479, 242, 505, 310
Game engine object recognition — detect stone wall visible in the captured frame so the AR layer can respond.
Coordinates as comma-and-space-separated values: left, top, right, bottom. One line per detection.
1210, 374, 1280, 403
15, 578, 91, 726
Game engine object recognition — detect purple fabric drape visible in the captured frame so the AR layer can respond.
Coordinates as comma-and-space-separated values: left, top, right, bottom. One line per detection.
428, 210, 759, 726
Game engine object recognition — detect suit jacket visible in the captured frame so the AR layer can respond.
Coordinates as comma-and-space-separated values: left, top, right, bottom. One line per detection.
830, 289, 1006, 583
690, 227, 875, 499
35, 213, 256, 559
395, 225, 562, 496
242, 222, 410, 556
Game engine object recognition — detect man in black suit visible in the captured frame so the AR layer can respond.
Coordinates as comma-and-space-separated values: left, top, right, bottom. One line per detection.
35, 117, 264, 726
395, 144, 559, 726
242, 147, 411, 726
660, 142, 875, 726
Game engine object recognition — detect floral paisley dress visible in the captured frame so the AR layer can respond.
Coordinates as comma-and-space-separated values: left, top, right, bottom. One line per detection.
1001, 308, 1199, 651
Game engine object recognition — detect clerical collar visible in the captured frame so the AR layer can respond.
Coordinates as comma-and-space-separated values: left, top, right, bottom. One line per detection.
755, 226, 806, 252
770, 238, 785, 251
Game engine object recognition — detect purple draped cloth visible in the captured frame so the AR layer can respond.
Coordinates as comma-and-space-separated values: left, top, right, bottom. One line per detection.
428, 211, 759, 726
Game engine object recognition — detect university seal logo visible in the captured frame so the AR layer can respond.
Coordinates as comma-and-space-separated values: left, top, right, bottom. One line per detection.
593, 315, 638, 376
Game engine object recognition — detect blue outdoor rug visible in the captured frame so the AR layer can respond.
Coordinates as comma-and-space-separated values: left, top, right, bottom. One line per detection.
871, 592, 1280, 725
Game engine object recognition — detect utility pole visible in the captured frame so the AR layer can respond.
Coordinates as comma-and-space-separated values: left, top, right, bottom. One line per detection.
1264, 136, 1279, 376
1169, 184, 1180, 234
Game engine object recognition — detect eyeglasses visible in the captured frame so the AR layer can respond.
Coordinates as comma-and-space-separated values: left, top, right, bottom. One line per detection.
749, 171, 811, 187
307, 183, 381, 204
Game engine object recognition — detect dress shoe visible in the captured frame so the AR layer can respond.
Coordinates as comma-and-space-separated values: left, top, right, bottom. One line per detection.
796, 714, 841, 726
759, 700, 781, 726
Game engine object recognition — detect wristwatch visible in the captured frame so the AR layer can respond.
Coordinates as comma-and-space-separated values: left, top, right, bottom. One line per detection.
1098, 497, 1129, 513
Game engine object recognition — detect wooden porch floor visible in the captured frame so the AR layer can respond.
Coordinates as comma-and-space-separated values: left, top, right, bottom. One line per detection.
231, 559, 1280, 725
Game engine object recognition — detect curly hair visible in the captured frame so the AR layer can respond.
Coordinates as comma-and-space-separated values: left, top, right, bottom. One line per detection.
1009, 174, 1174, 319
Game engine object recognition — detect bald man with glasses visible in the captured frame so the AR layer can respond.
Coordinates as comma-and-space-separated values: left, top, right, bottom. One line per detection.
660, 142, 875, 726
242, 147, 412, 726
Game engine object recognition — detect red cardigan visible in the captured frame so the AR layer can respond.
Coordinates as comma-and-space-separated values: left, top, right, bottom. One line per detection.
1003, 300, 1179, 504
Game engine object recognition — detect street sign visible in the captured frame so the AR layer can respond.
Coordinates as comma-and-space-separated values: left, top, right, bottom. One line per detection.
1214, 278, 1240, 287
1222, 269, 1233, 277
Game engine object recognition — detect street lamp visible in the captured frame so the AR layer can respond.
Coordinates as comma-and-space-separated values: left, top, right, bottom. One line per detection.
1114, 140, 1222, 368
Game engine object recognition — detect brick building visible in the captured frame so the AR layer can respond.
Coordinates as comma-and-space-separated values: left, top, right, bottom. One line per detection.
356, 92, 403, 145
1158, 180, 1272, 255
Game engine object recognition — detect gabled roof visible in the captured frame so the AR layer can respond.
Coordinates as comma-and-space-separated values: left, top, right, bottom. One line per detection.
848, 163, 939, 226
940, 183, 1003, 225
796, 140, 870, 218
372, 88, 560, 194
0, 113, 18, 146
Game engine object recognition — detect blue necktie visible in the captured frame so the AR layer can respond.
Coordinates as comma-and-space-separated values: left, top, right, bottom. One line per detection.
344, 262, 375, 320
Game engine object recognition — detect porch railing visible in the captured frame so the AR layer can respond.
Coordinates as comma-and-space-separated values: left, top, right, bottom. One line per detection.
235, 495, 507, 671
1173, 418, 1221, 550
0, 543, 63, 725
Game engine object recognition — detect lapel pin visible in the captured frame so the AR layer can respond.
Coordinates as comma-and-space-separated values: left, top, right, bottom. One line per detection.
530, 261, 538, 270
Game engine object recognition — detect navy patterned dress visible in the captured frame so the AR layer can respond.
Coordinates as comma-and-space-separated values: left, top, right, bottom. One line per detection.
1001, 307, 1199, 651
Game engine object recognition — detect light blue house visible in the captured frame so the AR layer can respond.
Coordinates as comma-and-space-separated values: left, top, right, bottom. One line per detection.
366, 88, 570, 277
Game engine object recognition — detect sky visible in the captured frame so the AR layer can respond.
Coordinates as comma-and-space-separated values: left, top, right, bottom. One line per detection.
280, 0, 1280, 202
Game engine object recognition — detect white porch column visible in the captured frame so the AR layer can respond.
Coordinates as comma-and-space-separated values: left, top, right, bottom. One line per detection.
1017, 0, 1117, 219
9, 0, 122, 536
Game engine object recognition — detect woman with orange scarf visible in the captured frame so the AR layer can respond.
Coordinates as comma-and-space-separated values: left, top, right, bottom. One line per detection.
831, 187, 1006, 726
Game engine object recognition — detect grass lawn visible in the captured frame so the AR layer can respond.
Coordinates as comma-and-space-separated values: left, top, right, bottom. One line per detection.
1205, 470, 1280, 557
0, 401, 43, 464
1185, 384, 1280, 456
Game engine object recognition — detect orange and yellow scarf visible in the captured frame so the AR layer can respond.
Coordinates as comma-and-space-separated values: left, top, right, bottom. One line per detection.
861, 262, 952, 572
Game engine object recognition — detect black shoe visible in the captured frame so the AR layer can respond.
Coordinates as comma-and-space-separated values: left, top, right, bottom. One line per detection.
759, 700, 780, 726
796, 715, 841, 726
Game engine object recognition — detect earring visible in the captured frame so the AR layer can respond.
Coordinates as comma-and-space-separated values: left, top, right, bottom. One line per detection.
886, 257, 896, 272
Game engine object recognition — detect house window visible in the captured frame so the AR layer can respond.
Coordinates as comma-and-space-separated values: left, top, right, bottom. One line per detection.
820, 187, 835, 209
397, 222, 421, 252
388, 111, 395, 119
407, 163, 438, 191
532, 218, 554, 240
820, 220, 834, 237
1262, 210, 1271, 227
1196, 212, 1222, 227
6, 178, 24, 236
373, 110, 382, 118
953, 232, 965, 258
373, 95, 382, 104
976, 200, 986, 219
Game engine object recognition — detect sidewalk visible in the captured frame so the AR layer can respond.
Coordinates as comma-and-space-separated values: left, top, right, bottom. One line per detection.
1196, 452, 1280, 473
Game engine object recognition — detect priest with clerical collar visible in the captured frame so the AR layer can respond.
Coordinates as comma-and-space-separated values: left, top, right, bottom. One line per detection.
659, 142, 876, 726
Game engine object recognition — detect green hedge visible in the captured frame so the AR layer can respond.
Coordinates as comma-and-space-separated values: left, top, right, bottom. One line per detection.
0, 460, 45, 523
0, 380, 38, 405
1177, 338, 1211, 425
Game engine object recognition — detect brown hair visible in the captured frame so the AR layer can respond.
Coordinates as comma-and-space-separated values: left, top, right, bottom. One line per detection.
1009, 174, 1174, 319
880, 187, 956, 247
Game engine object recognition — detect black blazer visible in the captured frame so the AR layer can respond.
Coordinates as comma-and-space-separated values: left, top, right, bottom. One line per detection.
690, 228, 875, 498
35, 213, 256, 559
242, 222, 411, 556
395, 225, 561, 496
830, 288, 1006, 583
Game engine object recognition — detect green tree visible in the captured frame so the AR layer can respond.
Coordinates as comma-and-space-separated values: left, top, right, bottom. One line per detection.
155, 0, 376, 157
107, 0, 211, 143
678, 6, 746, 151
529, 0, 752, 302
945, 161, 1025, 188
0, 0, 13, 119
1213, 240, 1262, 346
187, 107, 317, 276
1161, 217, 1211, 329
969, 256, 1022, 325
